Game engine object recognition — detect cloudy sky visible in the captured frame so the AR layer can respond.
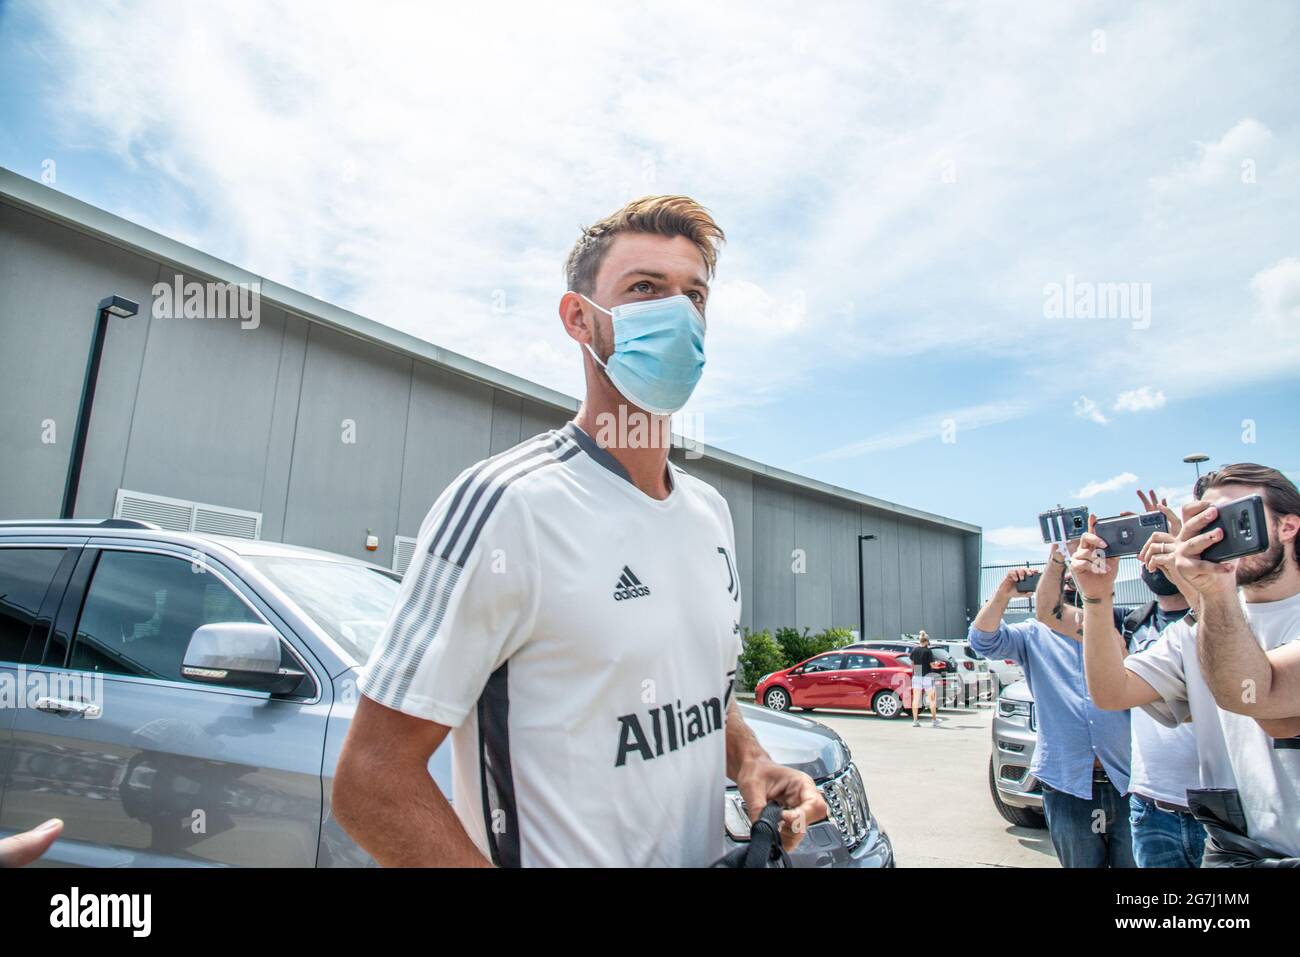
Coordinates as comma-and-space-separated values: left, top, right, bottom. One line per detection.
2, 0, 1298, 564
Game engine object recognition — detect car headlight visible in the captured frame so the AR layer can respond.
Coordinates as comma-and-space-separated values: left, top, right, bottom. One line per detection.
758, 673, 773, 686
998, 699, 1032, 719
723, 790, 752, 840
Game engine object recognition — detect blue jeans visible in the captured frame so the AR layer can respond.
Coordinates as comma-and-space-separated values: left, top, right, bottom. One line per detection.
1041, 780, 1136, 868
1129, 794, 1207, 868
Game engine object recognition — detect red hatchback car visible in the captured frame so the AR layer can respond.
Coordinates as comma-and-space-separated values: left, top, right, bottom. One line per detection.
756, 650, 914, 719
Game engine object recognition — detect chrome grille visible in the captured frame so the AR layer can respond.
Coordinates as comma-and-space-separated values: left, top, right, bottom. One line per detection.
819, 762, 870, 850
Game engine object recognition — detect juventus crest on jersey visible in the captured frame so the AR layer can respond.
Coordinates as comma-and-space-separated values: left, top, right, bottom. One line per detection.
358, 421, 744, 867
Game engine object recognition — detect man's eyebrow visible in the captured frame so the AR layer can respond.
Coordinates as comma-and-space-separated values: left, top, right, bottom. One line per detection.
617, 268, 710, 291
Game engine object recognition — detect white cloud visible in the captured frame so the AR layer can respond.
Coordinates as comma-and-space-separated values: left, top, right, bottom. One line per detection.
1251, 257, 1300, 329
986, 525, 1045, 552
1113, 386, 1166, 413
1076, 472, 1139, 499
1074, 395, 1109, 425
807, 399, 1031, 462
1150, 118, 1274, 193
1156, 484, 1195, 509
14, 0, 1300, 450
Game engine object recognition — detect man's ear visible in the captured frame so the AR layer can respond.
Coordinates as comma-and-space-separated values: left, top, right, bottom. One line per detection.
1278, 514, 1300, 545
558, 291, 592, 345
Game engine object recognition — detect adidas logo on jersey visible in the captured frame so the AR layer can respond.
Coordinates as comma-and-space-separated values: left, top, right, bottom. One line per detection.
613, 565, 651, 601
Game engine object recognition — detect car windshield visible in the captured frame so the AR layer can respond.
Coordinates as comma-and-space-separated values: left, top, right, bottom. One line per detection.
247, 555, 401, 663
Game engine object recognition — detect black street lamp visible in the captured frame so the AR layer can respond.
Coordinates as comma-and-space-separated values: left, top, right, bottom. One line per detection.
857, 533, 877, 641
60, 295, 139, 519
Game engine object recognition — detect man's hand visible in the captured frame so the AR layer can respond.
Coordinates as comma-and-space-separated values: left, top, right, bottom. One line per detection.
997, 566, 1038, 600
1137, 489, 1183, 536
733, 759, 828, 853
1069, 515, 1119, 601
1172, 501, 1238, 600
0, 819, 62, 867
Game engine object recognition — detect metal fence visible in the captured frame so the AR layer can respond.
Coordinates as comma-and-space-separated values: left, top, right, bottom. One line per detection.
980, 557, 1151, 614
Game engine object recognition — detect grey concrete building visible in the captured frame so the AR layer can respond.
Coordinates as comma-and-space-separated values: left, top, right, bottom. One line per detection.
0, 169, 982, 640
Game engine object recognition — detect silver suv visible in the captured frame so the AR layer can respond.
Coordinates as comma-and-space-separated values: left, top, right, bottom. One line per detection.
0, 520, 893, 867
988, 679, 1045, 829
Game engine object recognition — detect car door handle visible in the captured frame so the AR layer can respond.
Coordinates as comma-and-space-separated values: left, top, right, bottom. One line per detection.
35, 696, 102, 719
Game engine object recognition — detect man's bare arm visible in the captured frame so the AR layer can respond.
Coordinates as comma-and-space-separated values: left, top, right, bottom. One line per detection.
725, 696, 768, 781
333, 695, 491, 867
1198, 590, 1300, 719
1035, 545, 1083, 637
1258, 715, 1300, 738
1080, 596, 1157, 709
1070, 523, 1159, 711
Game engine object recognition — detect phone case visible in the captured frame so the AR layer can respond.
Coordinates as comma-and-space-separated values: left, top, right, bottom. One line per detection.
1202, 494, 1270, 562
1015, 572, 1041, 592
1039, 506, 1089, 544
1095, 511, 1168, 558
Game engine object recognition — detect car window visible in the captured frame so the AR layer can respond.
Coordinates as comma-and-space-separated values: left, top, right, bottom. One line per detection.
0, 547, 66, 663
844, 654, 881, 669
897, 654, 912, 666
68, 550, 265, 685
803, 654, 844, 673
246, 555, 401, 663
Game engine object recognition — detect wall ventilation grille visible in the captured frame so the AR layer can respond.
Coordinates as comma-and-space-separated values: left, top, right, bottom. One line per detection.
114, 489, 262, 540
393, 535, 418, 575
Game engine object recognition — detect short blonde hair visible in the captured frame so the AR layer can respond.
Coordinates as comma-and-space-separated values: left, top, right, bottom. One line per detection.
564, 195, 725, 295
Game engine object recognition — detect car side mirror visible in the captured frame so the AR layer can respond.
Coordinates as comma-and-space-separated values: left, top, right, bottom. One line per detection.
790, 667, 803, 676
182, 622, 303, 694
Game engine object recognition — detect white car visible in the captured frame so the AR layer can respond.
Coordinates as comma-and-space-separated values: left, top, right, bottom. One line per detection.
927, 640, 999, 705
983, 655, 1025, 689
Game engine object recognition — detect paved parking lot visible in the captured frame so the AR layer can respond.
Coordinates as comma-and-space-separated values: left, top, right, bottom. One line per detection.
804, 703, 1059, 867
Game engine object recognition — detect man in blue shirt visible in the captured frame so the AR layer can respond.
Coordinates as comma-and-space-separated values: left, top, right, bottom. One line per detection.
970, 555, 1135, 867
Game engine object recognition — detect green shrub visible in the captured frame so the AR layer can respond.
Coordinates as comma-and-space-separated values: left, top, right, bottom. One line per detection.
738, 626, 862, 691
774, 625, 855, 667
820, 627, 856, 649
738, 629, 786, 692
774, 626, 817, 666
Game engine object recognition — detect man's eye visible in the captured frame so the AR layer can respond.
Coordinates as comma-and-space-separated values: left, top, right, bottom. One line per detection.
632, 281, 653, 294
688, 291, 704, 304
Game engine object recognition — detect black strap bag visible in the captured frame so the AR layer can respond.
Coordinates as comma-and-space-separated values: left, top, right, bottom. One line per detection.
710, 801, 792, 868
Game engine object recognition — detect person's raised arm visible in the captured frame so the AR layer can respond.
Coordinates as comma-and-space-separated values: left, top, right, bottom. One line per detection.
1174, 500, 1300, 720
1035, 542, 1083, 636
334, 697, 491, 866
970, 567, 1035, 661
1073, 517, 1160, 710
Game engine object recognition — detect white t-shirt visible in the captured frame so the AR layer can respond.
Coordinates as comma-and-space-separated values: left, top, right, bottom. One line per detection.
358, 422, 744, 867
1124, 590, 1300, 856
1127, 610, 1201, 807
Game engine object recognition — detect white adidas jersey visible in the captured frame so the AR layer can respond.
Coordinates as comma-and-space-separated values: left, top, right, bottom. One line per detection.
358, 422, 744, 867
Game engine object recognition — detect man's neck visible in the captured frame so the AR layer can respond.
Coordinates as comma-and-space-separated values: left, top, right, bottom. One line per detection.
1157, 594, 1190, 613
1241, 564, 1300, 605
573, 399, 673, 501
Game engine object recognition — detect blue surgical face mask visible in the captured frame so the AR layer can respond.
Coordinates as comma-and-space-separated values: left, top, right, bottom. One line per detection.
576, 292, 706, 415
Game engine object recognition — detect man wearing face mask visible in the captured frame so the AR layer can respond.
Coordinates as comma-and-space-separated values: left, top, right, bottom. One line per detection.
334, 196, 826, 867
1121, 491, 1205, 868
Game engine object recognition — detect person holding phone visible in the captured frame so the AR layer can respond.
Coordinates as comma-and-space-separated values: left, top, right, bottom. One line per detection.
969, 563, 1135, 867
1120, 490, 1204, 868
1076, 463, 1300, 866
